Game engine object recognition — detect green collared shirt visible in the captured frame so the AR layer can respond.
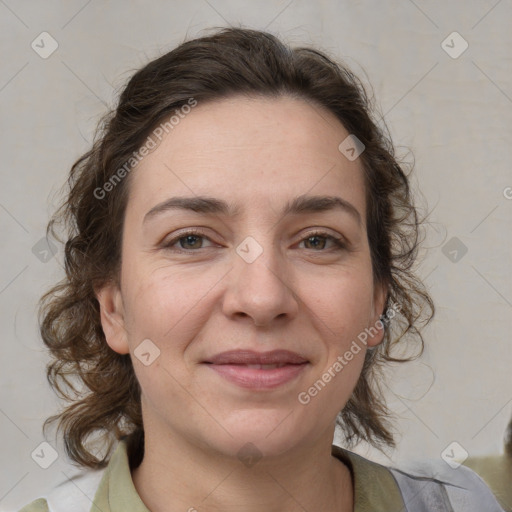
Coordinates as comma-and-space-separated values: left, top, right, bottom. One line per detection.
19, 439, 406, 511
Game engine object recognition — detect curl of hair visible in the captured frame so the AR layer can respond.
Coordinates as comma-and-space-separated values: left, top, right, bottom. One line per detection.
40, 27, 435, 469
504, 416, 512, 458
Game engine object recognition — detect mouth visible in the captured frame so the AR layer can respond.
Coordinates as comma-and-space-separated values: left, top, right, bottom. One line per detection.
203, 350, 309, 389
241, 363, 290, 369
205, 349, 308, 365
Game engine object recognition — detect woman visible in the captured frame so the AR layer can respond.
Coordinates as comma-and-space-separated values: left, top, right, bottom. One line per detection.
20, 27, 504, 511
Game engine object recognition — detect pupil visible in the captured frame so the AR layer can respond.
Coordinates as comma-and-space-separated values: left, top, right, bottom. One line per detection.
183, 235, 200, 248
308, 236, 325, 249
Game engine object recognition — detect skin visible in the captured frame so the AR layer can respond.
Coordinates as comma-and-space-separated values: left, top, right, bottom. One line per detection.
96, 95, 387, 512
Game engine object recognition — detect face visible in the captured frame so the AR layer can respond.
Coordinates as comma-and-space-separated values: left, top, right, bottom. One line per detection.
97, 95, 386, 459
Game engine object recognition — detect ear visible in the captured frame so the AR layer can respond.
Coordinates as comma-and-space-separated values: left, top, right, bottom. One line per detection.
95, 281, 130, 355
366, 281, 388, 348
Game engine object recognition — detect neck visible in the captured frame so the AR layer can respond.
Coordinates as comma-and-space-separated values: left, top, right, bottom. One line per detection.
131, 425, 353, 512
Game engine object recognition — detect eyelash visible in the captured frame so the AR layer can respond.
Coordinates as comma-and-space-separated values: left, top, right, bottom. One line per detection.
162, 229, 347, 254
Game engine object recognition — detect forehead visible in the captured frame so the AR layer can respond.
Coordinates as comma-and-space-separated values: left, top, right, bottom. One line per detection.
125, 95, 366, 223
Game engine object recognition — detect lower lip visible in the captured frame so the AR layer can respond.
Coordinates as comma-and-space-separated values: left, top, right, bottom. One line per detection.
206, 363, 307, 389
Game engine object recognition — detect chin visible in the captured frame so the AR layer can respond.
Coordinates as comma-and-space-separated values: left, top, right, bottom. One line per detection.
201, 408, 316, 461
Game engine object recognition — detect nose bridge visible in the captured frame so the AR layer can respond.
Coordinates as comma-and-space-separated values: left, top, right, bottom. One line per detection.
235, 233, 287, 294
238, 237, 282, 288
223, 232, 298, 325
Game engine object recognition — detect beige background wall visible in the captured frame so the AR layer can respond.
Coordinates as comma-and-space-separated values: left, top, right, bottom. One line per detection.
0, 1, 511, 509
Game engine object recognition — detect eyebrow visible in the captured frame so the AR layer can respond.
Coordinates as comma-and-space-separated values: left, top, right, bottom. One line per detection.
143, 194, 362, 227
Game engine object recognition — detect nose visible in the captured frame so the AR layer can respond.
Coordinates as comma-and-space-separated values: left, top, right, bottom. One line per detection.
221, 238, 299, 327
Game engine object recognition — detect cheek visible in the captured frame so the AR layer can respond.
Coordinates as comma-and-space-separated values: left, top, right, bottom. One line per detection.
318, 268, 374, 402
122, 263, 219, 353
122, 278, 170, 340
305, 265, 375, 341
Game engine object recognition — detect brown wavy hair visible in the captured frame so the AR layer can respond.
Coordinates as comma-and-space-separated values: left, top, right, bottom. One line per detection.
505, 415, 512, 458
40, 26, 435, 470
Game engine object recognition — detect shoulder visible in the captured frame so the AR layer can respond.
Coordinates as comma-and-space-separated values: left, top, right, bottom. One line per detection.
17, 466, 106, 512
333, 444, 506, 511
18, 497, 49, 512
390, 457, 507, 511
16, 439, 136, 512
464, 454, 512, 510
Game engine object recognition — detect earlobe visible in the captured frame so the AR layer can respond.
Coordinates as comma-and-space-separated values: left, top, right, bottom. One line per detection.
95, 282, 130, 355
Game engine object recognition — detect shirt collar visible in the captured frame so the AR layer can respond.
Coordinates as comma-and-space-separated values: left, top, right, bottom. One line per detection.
332, 444, 405, 511
91, 439, 405, 511
92, 438, 150, 512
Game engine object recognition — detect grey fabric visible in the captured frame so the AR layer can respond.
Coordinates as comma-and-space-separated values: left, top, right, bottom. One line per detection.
444, 464, 508, 512
390, 461, 506, 512
390, 468, 454, 512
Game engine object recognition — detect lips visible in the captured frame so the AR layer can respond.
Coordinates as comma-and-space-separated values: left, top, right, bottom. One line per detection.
205, 349, 308, 365
203, 350, 309, 389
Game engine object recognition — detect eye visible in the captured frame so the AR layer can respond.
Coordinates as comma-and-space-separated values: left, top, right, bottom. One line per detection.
162, 229, 215, 252
161, 229, 347, 254
298, 231, 346, 251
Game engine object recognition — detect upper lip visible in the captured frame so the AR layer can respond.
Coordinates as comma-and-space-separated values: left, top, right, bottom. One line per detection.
204, 350, 308, 365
